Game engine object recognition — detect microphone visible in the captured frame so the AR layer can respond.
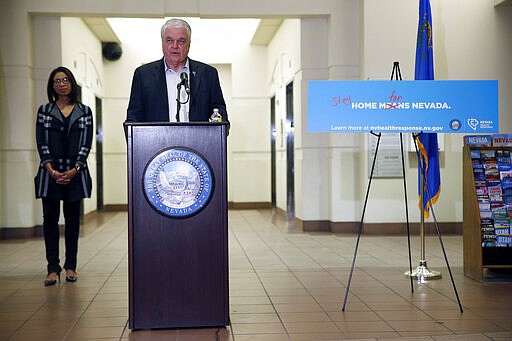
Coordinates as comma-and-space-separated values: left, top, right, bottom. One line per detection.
180, 72, 190, 94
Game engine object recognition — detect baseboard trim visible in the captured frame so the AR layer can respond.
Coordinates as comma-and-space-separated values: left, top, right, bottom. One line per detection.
228, 202, 272, 210
103, 204, 128, 211
300, 220, 462, 235
0, 226, 43, 240
1, 210, 103, 240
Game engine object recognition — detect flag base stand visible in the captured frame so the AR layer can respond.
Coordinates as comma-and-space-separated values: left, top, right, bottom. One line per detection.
405, 260, 441, 281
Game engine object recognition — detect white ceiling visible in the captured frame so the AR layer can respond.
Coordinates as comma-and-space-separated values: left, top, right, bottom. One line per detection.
83, 17, 282, 46
495, 0, 512, 6
82, 17, 120, 43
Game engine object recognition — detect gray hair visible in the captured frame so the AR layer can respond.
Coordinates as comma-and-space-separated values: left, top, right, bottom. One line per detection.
161, 18, 192, 40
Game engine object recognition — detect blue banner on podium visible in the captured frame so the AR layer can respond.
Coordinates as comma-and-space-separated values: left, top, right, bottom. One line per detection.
308, 80, 498, 133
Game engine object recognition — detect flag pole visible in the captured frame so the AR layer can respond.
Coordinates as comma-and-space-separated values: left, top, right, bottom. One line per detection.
404, 0, 442, 282
405, 134, 441, 281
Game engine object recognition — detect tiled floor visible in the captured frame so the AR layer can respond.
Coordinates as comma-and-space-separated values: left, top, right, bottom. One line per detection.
1, 209, 512, 340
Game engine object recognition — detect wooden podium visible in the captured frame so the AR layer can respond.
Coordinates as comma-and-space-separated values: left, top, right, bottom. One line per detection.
125, 122, 229, 330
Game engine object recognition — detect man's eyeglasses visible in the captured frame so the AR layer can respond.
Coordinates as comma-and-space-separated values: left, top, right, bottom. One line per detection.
53, 77, 70, 85
166, 38, 187, 46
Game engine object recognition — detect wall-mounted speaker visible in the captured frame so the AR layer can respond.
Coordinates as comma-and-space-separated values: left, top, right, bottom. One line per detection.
102, 42, 122, 61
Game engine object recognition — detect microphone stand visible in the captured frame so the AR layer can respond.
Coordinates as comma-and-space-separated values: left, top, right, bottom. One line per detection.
175, 82, 190, 122
176, 83, 182, 122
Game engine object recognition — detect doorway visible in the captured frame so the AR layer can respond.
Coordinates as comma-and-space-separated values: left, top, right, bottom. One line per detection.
95, 96, 104, 210
270, 96, 277, 209
285, 82, 295, 220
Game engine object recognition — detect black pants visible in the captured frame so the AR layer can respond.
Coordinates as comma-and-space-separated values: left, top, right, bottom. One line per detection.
42, 198, 81, 274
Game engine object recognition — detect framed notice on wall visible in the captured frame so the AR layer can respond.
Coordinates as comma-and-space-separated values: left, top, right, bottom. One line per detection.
368, 133, 405, 178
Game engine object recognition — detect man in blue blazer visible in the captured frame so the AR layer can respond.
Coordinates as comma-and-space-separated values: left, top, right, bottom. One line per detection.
126, 18, 228, 124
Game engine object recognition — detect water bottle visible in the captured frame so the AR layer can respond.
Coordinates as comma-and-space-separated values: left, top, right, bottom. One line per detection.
209, 108, 222, 122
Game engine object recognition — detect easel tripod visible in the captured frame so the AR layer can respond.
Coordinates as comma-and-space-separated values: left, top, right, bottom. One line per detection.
341, 61, 463, 313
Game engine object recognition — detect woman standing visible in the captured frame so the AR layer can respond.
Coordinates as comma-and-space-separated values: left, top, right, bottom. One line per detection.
35, 66, 93, 286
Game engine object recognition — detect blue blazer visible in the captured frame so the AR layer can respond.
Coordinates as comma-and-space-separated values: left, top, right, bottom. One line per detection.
126, 58, 228, 123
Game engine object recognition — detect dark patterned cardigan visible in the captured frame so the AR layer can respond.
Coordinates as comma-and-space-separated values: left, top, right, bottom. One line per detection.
35, 102, 93, 202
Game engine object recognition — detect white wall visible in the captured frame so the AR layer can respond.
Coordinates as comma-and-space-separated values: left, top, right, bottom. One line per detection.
294, 7, 365, 222
228, 45, 270, 203
3, 15, 59, 228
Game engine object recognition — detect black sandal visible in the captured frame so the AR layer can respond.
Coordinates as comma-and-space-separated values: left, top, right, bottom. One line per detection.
65, 269, 78, 282
44, 272, 60, 286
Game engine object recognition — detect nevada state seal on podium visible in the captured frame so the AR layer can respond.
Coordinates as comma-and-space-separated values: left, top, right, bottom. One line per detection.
143, 147, 213, 218
125, 122, 229, 330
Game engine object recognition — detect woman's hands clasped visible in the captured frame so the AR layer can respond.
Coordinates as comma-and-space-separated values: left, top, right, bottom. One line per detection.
52, 168, 77, 186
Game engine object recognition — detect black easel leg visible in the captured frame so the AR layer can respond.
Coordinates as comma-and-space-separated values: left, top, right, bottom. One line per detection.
428, 207, 464, 313
342, 131, 381, 311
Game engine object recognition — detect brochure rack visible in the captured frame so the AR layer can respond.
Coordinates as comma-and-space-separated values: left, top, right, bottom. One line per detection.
463, 145, 512, 281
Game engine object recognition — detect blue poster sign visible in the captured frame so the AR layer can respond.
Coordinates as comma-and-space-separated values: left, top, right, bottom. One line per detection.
308, 80, 498, 133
